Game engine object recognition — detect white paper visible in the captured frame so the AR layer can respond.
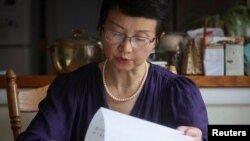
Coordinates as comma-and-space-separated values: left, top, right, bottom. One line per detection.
203, 46, 224, 76
85, 107, 194, 141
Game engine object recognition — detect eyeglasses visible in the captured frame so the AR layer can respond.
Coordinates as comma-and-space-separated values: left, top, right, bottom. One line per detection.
103, 29, 156, 48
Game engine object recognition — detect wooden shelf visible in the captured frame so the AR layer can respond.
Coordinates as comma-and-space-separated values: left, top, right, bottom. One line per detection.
186, 76, 250, 88
1, 75, 250, 88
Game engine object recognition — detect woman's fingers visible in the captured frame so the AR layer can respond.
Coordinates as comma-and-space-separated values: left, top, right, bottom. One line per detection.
177, 126, 202, 141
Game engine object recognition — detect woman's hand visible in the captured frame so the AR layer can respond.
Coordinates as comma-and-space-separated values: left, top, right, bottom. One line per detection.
176, 126, 202, 141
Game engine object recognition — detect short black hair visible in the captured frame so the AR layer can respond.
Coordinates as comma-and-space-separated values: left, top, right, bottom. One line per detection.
97, 0, 169, 41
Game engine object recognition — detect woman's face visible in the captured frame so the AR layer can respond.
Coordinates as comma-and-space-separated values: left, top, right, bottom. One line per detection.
102, 8, 157, 71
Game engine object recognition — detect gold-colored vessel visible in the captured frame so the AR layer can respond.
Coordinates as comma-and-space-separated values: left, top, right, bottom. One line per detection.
49, 29, 103, 74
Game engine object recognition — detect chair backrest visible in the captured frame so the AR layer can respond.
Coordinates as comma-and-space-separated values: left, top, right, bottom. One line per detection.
5, 69, 50, 140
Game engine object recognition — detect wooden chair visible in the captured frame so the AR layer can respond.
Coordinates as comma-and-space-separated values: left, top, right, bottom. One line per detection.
5, 69, 50, 140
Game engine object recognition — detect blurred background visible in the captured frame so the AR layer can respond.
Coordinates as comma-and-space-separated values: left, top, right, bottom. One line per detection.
0, 0, 102, 75
0, 0, 248, 75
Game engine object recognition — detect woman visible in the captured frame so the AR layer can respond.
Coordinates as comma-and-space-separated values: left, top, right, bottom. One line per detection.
18, 0, 208, 141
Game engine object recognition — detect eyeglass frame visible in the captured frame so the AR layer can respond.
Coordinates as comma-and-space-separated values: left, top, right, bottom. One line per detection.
102, 27, 157, 48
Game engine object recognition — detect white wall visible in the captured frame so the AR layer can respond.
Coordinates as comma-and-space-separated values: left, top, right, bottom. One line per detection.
201, 88, 250, 124
1, 88, 250, 141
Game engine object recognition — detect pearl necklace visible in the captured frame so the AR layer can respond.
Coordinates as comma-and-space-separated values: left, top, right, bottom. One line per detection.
102, 60, 148, 102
